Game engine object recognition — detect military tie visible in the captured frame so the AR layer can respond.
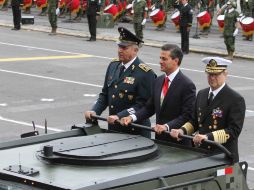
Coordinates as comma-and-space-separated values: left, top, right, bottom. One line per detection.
207, 92, 214, 106
119, 65, 125, 78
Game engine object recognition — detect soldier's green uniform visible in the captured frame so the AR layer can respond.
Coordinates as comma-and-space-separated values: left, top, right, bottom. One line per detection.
48, 0, 58, 34
219, 0, 226, 8
1, 0, 9, 10
199, 0, 214, 33
133, 0, 147, 39
89, 27, 156, 137
223, 5, 239, 58
154, 0, 168, 29
242, 0, 254, 40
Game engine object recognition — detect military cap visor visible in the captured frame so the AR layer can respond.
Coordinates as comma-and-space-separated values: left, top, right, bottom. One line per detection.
117, 27, 144, 47
202, 57, 232, 74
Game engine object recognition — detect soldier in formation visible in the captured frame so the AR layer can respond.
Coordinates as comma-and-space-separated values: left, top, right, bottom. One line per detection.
198, 0, 215, 35
133, 0, 148, 40
242, 0, 254, 40
218, 0, 240, 60
11, 0, 22, 30
175, 0, 193, 54
1, 0, 9, 11
86, 0, 100, 41
48, 0, 59, 35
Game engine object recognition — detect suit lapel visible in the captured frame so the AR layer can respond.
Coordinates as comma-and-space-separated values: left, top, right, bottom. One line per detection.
155, 76, 165, 110
111, 62, 122, 83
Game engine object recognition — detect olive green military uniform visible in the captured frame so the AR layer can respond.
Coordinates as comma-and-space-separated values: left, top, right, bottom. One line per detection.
48, 0, 58, 32
133, 0, 147, 39
218, 0, 226, 8
92, 58, 156, 137
199, 0, 214, 33
1, 0, 9, 10
242, 0, 254, 40
223, 9, 239, 55
243, 0, 254, 17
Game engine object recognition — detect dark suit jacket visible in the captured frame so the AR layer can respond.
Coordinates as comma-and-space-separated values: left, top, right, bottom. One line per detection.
92, 57, 156, 136
135, 70, 196, 142
86, 0, 99, 16
187, 84, 246, 162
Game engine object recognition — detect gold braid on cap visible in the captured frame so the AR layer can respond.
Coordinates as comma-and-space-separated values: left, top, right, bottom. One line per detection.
181, 122, 194, 135
205, 59, 227, 73
212, 129, 230, 144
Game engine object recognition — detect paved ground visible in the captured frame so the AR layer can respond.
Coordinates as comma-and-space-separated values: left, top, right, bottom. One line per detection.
0, 7, 253, 59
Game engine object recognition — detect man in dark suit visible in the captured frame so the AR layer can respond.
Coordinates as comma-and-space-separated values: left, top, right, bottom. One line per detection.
86, 0, 100, 41
11, 0, 22, 30
121, 44, 196, 144
175, 0, 193, 54
85, 27, 156, 137
171, 57, 246, 162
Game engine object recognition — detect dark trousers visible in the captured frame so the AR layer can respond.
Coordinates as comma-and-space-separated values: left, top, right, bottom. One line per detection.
12, 5, 21, 29
180, 25, 189, 53
87, 14, 97, 40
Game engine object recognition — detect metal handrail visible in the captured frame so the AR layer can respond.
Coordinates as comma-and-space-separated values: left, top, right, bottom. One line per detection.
91, 115, 233, 160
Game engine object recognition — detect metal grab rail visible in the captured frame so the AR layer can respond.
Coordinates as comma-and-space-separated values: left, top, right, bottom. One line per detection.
91, 115, 233, 160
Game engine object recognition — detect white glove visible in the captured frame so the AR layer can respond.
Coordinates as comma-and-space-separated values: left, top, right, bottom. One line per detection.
141, 18, 146, 25
233, 28, 238, 37
56, 8, 60, 15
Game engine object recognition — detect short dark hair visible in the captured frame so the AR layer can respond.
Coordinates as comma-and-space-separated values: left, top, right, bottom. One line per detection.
161, 44, 183, 65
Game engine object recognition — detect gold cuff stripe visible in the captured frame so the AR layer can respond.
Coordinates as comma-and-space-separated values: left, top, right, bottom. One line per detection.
212, 129, 230, 144
182, 122, 194, 135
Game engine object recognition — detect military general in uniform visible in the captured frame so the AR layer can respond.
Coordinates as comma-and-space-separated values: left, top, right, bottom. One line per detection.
85, 27, 156, 137
171, 57, 246, 163
133, 0, 148, 40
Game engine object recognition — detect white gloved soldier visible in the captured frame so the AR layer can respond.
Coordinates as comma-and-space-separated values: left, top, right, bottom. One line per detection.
141, 18, 146, 25
56, 8, 60, 16
233, 28, 238, 37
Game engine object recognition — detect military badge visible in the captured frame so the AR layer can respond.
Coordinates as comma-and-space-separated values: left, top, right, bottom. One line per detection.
132, 65, 135, 70
124, 77, 135, 84
128, 95, 134, 101
138, 63, 152, 72
212, 107, 223, 118
119, 92, 124, 98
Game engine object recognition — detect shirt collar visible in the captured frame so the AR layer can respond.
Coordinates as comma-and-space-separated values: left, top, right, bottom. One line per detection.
209, 83, 226, 98
165, 68, 180, 82
122, 56, 137, 70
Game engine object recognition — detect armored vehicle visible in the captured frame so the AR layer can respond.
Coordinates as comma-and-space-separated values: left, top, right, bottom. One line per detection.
0, 116, 250, 190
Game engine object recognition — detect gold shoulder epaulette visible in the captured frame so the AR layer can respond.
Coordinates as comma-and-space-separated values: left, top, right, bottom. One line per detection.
138, 63, 152, 72
111, 58, 119, 63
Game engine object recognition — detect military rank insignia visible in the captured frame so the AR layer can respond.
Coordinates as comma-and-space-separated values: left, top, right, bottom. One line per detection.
139, 63, 151, 72
212, 107, 223, 118
124, 77, 135, 84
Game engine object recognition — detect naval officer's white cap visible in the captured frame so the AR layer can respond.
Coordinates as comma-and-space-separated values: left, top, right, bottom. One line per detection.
202, 57, 232, 74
